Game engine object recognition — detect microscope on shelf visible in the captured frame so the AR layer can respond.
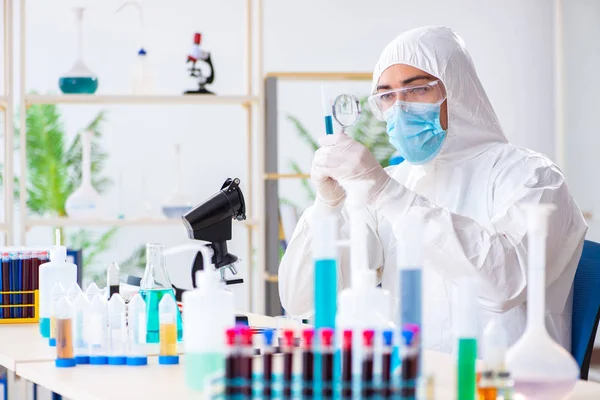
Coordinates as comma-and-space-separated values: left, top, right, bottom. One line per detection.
184, 32, 215, 95
181, 178, 246, 289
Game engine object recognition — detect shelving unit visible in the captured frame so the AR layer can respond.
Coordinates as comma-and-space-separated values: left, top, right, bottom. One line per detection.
25, 94, 259, 106
9, 0, 264, 312
261, 71, 372, 315
24, 217, 258, 228
2, 0, 15, 243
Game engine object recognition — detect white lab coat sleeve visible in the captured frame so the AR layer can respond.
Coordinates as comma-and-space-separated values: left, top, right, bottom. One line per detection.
278, 196, 385, 317
375, 155, 587, 314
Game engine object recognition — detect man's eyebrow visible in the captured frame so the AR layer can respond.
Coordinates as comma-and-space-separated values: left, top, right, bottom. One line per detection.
376, 75, 434, 92
401, 75, 434, 85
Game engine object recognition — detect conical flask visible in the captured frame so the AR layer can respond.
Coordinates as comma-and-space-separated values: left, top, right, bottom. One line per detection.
59, 7, 98, 94
139, 243, 182, 343
506, 204, 579, 399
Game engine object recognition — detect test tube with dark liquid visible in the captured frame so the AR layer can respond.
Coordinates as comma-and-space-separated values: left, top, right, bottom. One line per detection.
225, 328, 239, 397
320, 328, 334, 399
362, 330, 375, 398
241, 326, 253, 397
382, 330, 394, 398
342, 330, 353, 399
282, 329, 295, 399
301, 329, 315, 398
262, 329, 274, 398
107, 262, 120, 299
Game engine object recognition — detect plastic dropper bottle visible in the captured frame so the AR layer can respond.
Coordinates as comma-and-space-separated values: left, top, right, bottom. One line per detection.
108, 294, 127, 365
126, 293, 148, 366
336, 179, 392, 382
88, 295, 108, 365
49, 282, 66, 347
183, 246, 235, 390
506, 204, 579, 399
85, 282, 101, 300
158, 294, 179, 365
38, 230, 78, 338
66, 282, 82, 304
107, 262, 120, 299
72, 291, 90, 364
55, 297, 76, 368
456, 276, 478, 400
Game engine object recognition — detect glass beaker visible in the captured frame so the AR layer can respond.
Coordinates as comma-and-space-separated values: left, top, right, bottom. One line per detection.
139, 243, 183, 343
59, 7, 99, 94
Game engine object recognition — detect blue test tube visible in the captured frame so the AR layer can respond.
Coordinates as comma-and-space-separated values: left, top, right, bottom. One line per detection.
321, 85, 334, 135
1, 252, 8, 318
9, 252, 18, 318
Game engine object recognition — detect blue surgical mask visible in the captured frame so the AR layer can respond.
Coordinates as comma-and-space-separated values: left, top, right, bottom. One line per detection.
385, 100, 447, 165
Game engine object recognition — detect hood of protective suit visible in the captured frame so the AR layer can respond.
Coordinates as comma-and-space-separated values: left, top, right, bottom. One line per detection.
372, 26, 508, 164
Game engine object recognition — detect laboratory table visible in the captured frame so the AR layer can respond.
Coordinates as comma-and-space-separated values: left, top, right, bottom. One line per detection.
12, 352, 600, 400
0, 324, 55, 370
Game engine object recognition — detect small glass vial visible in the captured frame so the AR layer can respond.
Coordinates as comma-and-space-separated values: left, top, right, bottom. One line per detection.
49, 282, 66, 347
55, 297, 76, 368
107, 293, 127, 365
477, 370, 497, 400
158, 294, 179, 365
107, 262, 120, 299
126, 293, 148, 366
88, 295, 108, 365
496, 371, 514, 400
73, 292, 90, 364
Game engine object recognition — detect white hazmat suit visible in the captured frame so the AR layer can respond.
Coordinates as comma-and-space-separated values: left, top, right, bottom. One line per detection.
278, 26, 587, 353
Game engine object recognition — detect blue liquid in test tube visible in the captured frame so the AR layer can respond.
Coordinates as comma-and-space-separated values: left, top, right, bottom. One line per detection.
321, 85, 334, 135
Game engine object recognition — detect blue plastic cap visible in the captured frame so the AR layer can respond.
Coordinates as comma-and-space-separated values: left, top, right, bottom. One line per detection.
55, 358, 76, 368
49, 338, 56, 347
108, 356, 127, 365
383, 330, 394, 346
402, 330, 414, 346
75, 356, 90, 365
263, 329, 274, 346
138, 48, 147, 56
89, 356, 108, 365
159, 355, 179, 365
126, 356, 148, 366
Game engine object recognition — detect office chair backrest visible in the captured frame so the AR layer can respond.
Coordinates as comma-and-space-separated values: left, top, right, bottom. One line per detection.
572, 240, 600, 380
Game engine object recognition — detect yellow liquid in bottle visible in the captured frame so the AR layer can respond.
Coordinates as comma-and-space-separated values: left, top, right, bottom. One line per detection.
57, 318, 74, 359
50, 316, 56, 339
160, 323, 177, 356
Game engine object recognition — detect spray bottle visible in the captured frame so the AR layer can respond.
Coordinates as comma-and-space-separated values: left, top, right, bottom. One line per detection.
39, 230, 78, 338
336, 179, 393, 390
506, 204, 579, 400
182, 246, 235, 392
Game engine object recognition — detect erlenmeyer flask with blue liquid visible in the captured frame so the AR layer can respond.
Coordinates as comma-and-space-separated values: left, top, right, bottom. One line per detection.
139, 243, 183, 343
59, 7, 98, 94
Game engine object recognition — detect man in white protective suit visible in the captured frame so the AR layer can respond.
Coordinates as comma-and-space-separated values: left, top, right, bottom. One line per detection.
278, 26, 587, 353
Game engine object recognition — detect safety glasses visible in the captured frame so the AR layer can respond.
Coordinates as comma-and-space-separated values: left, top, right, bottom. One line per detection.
368, 80, 446, 120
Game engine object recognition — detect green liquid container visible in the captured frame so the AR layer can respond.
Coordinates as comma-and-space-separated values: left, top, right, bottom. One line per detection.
140, 244, 183, 343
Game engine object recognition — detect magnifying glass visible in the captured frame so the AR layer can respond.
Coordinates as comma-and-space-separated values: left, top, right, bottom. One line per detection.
332, 93, 362, 133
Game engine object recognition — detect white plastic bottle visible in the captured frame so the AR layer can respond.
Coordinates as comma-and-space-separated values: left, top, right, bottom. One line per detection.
132, 48, 154, 94
183, 246, 235, 392
336, 179, 393, 383
39, 239, 78, 339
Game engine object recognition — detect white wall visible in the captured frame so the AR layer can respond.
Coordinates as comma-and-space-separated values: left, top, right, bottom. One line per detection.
11, 0, 558, 311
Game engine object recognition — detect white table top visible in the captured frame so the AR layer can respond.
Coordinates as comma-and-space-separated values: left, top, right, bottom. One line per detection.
0, 324, 55, 370
13, 351, 600, 400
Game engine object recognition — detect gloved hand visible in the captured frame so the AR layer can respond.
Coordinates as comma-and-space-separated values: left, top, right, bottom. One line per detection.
311, 133, 391, 205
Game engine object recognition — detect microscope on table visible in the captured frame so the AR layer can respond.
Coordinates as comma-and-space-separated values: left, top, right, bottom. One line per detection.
184, 32, 215, 95
181, 178, 246, 291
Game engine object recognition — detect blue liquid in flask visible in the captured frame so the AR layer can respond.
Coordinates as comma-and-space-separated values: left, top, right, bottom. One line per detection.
59, 76, 98, 94
139, 288, 183, 343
